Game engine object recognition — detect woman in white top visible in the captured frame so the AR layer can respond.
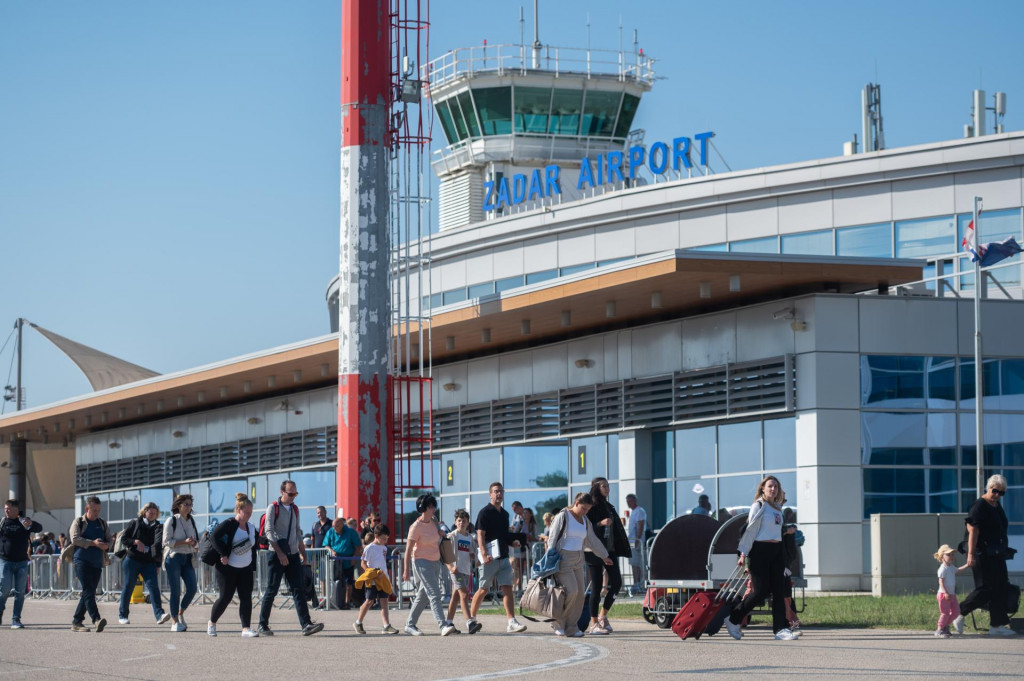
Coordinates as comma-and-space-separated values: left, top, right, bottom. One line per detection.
544, 493, 612, 637
725, 476, 797, 641
163, 494, 199, 632
207, 493, 259, 638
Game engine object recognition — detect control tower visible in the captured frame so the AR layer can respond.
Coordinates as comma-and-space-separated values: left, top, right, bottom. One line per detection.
425, 27, 655, 231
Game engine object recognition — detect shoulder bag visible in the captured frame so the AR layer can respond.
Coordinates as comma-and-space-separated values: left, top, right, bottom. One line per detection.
519, 576, 567, 623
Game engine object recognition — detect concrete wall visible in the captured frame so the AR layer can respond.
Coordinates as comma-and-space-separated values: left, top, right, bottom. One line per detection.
871, 514, 977, 595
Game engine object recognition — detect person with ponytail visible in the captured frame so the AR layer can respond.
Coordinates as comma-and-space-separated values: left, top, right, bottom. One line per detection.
584, 477, 630, 635
207, 493, 259, 638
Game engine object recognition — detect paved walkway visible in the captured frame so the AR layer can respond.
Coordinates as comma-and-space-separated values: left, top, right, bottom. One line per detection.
0, 600, 1021, 680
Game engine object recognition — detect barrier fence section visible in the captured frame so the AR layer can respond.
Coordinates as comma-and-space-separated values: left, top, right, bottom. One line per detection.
26, 540, 648, 609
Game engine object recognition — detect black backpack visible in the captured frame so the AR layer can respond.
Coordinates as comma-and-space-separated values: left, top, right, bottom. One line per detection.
198, 530, 221, 566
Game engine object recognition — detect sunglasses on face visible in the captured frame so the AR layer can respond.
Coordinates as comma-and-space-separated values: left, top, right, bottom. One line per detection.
991, 489, 1006, 496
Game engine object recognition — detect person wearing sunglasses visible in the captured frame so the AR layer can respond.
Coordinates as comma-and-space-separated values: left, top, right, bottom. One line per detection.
256, 480, 323, 636
163, 494, 199, 632
957, 474, 1017, 636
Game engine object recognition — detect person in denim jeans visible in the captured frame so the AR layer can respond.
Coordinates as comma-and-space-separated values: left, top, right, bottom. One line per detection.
69, 496, 113, 632
0, 499, 42, 628
403, 493, 458, 636
163, 494, 199, 632
118, 502, 169, 626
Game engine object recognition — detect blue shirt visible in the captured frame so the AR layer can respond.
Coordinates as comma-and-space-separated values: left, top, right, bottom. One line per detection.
323, 526, 361, 560
74, 518, 106, 568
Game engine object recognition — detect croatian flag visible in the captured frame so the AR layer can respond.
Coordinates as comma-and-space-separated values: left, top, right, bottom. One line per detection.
961, 217, 983, 262
979, 236, 1024, 267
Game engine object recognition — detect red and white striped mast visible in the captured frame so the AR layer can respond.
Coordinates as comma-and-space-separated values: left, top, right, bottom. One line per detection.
337, 0, 392, 522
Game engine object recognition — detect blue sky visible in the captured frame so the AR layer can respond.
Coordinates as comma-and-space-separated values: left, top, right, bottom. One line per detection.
2, 1, 1023, 408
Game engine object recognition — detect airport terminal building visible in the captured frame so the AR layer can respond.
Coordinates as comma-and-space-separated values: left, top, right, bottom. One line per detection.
2, 50, 1023, 590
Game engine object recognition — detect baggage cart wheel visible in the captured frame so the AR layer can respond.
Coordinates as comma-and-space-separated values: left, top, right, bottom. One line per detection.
642, 606, 656, 624
654, 596, 674, 629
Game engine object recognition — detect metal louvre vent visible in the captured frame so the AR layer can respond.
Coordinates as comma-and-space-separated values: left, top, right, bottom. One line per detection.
76, 426, 340, 494
622, 376, 675, 428
429, 355, 795, 453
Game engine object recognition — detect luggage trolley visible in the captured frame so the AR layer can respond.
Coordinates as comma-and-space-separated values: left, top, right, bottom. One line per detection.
642, 512, 806, 630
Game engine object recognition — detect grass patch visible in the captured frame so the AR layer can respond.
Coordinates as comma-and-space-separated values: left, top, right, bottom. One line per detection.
482, 594, 996, 631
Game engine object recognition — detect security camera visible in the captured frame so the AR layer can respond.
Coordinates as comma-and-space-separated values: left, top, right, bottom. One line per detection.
772, 307, 795, 320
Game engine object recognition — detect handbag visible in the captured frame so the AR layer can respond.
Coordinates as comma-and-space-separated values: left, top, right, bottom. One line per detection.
519, 576, 567, 622
439, 536, 456, 565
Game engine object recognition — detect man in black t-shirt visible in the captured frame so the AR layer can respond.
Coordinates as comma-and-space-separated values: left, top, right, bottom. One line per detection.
468, 482, 527, 634
957, 474, 1017, 636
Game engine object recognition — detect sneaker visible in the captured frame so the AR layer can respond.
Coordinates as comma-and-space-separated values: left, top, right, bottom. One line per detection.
353, 621, 366, 635
71, 622, 90, 632
382, 624, 399, 635
171, 621, 186, 633
989, 626, 1017, 637
178, 613, 188, 630
11, 619, 24, 630
301, 622, 324, 636
241, 629, 259, 638
94, 618, 106, 633
207, 623, 217, 637
404, 624, 423, 636
725, 619, 743, 640
588, 623, 609, 635
934, 628, 951, 638
507, 619, 527, 634
952, 615, 964, 635
572, 630, 585, 638
467, 620, 483, 635
118, 617, 130, 625
553, 627, 566, 637
600, 617, 614, 633
774, 628, 798, 640
157, 612, 171, 625
256, 624, 274, 636
441, 624, 458, 636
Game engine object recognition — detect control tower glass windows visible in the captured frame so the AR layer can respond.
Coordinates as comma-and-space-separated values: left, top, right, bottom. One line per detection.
475, 87, 512, 135
613, 94, 640, 139
436, 102, 459, 144
514, 87, 552, 134
581, 90, 623, 137
449, 97, 471, 140
549, 90, 583, 135
456, 91, 481, 138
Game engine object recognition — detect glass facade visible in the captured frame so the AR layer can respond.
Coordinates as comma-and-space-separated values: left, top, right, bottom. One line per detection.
860, 355, 1024, 537
651, 417, 797, 531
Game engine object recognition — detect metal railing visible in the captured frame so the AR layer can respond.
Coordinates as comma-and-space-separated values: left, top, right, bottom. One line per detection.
424, 43, 656, 90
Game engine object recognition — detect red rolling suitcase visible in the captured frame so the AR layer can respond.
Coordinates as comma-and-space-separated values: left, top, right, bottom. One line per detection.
671, 565, 746, 641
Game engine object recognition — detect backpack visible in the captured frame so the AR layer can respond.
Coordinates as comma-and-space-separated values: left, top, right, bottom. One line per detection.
257, 501, 299, 550
198, 529, 222, 566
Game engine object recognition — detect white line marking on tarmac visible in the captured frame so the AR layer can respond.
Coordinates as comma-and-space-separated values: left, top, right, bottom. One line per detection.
166, 644, 176, 650
120, 654, 161, 662
435, 638, 608, 681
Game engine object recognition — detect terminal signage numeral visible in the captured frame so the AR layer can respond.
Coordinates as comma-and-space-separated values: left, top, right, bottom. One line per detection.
446, 460, 455, 487
577, 446, 587, 475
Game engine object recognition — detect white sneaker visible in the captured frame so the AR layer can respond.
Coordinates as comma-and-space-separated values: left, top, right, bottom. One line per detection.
952, 615, 964, 635
989, 626, 1017, 637
118, 617, 130, 625
157, 613, 171, 625
240, 629, 259, 638
588, 623, 609, 635
507, 619, 527, 633
725, 619, 743, 640
404, 624, 423, 636
441, 624, 458, 636
171, 621, 186, 632
774, 628, 798, 640
553, 627, 566, 637
207, 623, 217, 637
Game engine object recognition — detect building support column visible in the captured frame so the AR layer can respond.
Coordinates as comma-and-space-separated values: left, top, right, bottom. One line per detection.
8, 438, 26, 504
615, 430, 653, 525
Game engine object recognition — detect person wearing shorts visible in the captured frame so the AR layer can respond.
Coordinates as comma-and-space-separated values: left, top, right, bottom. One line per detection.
469, 483, 528, 634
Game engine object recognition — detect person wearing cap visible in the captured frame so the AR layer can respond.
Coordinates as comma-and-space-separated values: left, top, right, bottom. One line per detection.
933, 544, 968, 638
956, 474, 1018, 636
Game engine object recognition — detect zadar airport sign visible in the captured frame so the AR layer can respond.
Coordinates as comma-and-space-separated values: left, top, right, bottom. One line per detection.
483, 131, 714, 213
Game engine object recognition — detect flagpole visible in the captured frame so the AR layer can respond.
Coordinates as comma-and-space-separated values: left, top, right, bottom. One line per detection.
973, 195, 984, 498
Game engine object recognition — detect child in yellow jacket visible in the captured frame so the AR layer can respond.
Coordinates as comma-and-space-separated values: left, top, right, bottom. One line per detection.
353, 524, 397, 635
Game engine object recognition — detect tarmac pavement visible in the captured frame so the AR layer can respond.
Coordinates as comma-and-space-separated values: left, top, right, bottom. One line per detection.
1, 600, 1021, 680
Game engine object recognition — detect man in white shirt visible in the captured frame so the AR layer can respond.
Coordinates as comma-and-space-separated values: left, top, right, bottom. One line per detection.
625, 494, 647, 594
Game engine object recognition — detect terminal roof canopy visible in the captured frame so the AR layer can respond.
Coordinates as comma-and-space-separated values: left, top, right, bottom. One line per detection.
0, 252, 920, 444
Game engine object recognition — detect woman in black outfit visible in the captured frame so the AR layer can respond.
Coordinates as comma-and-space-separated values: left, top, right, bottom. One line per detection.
585, 477, 631, 635
207, 493, 259, 638
958, 474, 1017, 636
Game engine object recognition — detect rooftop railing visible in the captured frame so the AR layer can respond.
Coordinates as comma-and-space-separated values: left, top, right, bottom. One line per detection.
423, 43, 656, 90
